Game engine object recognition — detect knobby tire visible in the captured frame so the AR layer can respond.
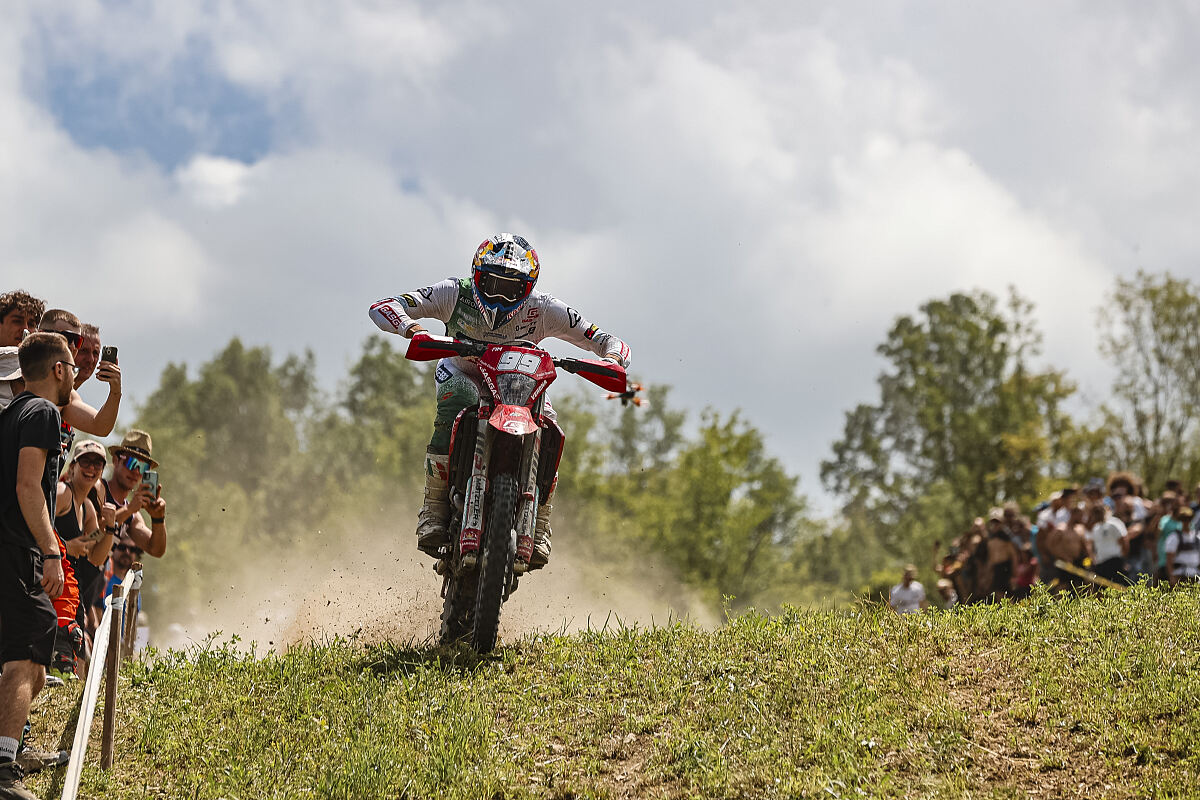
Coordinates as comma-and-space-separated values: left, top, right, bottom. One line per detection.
471, 472, 518, 653
439, 570, 476, 645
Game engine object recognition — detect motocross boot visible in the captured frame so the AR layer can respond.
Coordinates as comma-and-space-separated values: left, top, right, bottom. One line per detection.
417, 450, 451, 557
529, 490, 554, 570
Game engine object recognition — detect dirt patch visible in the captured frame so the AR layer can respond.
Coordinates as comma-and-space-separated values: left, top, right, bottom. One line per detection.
941, 643, 1140, 799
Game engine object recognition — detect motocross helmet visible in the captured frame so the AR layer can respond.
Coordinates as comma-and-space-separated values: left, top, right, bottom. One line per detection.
470, 233, 540, 329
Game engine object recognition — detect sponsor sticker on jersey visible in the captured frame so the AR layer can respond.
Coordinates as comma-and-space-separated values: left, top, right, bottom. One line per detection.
419, 286, 435, 301
584, 324, 599, 340
567, 308, 582, 328
401, 293, 418, 307
435, 364, 453, 384
377, 305, 403, 329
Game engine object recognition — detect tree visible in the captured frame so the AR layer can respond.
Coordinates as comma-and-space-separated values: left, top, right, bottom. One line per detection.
634, 411, 808, 602
821, 290, 1073, 557
1096, 270, 1200, 491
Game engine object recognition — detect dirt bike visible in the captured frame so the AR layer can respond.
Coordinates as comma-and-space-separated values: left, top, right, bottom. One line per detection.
404, 332, 627, 653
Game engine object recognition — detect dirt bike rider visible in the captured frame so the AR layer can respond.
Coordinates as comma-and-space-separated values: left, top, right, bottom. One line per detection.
368, 233, 631, 569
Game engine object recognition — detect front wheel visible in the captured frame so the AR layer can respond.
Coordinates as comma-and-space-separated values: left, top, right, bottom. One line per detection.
471, 473, 518, 653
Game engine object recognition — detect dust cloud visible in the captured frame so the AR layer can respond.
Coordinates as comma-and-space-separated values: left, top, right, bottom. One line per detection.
159, 518, 719, 652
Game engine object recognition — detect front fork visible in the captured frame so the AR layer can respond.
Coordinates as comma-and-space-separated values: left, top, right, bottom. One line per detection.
514, 430, 541, 574
457, 414, 541, 572
459, 417, 492, 567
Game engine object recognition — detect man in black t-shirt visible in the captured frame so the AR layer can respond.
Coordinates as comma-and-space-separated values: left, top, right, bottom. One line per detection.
0, 332, 74, 796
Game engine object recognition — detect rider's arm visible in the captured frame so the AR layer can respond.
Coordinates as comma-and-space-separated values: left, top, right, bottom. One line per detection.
541, 298, 632, 367
368, 279, 459, 338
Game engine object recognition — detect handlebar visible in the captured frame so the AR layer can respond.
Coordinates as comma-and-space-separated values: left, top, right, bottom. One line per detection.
407, 332, 627, 393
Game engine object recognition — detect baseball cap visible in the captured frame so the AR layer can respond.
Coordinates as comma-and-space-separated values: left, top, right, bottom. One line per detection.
71, 440, 107, 462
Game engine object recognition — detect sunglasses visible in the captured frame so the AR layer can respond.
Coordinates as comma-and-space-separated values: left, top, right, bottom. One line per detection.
76, 457, 106, 469
113, 543, 142, 555
44, 329, 82, 348
122, 455, 150, 476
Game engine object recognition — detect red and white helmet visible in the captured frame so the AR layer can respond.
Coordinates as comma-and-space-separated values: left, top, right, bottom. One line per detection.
470, 233, 539, 329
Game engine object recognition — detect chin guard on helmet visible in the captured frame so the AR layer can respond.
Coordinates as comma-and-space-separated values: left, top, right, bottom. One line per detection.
471, 233, 539, 329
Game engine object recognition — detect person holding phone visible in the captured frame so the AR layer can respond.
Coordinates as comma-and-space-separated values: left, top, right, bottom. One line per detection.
72, 324, 102, 389
37, 309, 122, 441
98, 430, 167, 560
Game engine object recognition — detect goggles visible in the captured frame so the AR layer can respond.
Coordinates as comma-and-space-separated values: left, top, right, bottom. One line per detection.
475, 271, 530, 306
113, 543, 143, 556
122, 455, 151, 477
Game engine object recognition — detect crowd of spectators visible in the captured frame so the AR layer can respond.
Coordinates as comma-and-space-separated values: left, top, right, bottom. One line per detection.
0, 288, 169, 795
901, 472, 1200, 613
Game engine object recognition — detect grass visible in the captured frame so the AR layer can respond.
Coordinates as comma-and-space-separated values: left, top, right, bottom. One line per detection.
24, 584, 1200, 799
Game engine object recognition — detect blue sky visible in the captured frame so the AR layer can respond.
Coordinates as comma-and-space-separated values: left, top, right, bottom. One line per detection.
6, 1, 1200, 512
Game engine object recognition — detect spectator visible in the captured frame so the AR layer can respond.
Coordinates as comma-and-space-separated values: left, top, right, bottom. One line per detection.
101, 533, 142, 605
0, 333, 73, 796
73, 324, 101, 389
889, 564, 928, 614
52, 441, 116, 673
0, 291, 44, 349
1165, 507, 1200, 586
98, 431, 167, 559
1110, 476, 1150, 581
38, 309, 122, 440
1152, 491, 1182, 584
1035, 488, 1075, 584
1012, 542, 1037, 598
0, 347, 23, 411
1085, 503, 1127, 585
935, 578, 958, 609
1037, 501, 1087, 591
984, 509, 1021, 600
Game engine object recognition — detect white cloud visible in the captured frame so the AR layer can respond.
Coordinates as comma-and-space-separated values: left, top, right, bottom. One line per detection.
176, 155, 253, 208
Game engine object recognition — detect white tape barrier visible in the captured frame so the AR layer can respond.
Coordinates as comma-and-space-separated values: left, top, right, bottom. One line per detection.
60, 568, 140, 800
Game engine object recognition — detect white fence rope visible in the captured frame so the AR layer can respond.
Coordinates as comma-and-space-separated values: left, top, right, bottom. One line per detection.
60, 568, 140, 800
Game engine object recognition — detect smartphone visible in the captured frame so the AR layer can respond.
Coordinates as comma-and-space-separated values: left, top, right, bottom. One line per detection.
142, 470, 159, 497
100, 346, 118, 365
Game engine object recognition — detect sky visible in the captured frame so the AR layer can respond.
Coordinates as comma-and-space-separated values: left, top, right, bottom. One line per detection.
5, 1, 1200, 511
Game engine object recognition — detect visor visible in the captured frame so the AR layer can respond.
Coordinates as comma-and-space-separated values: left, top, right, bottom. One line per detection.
475, 271, 530, 306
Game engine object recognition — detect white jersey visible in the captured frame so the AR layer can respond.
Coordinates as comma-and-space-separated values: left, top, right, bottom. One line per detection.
890, 581, 925, 614
369, 277, 631, 375
1088, 518, 1126, 564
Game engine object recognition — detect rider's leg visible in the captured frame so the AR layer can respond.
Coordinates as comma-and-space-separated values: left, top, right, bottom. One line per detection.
530, 480, 554, 569
416, 364, 480, 556
529, 399, 558, 570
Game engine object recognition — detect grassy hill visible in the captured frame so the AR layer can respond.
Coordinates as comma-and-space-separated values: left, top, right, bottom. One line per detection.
26, 585, 1200, 799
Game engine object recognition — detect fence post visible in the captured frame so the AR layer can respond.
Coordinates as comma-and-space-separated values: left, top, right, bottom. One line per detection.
122, 566, 143, 658
100, 584, 125, 771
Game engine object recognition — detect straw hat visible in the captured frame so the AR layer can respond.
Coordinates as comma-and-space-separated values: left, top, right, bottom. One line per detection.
109, 429, 159, 468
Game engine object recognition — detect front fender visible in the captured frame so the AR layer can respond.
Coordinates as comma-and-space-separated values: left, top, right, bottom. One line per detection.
488, 405, 538, 436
